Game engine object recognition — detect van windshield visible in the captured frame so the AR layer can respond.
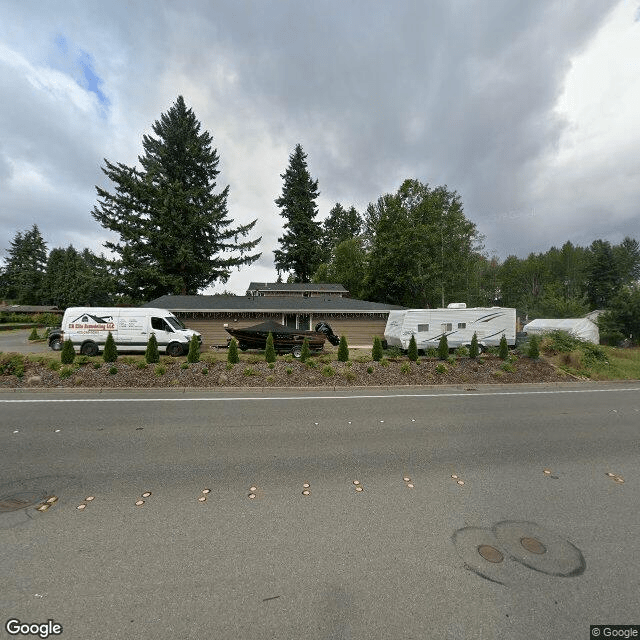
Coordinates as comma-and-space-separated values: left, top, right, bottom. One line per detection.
166, 317, 186, 330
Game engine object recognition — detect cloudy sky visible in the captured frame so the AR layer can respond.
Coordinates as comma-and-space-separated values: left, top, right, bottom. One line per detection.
1, 0, 639, 294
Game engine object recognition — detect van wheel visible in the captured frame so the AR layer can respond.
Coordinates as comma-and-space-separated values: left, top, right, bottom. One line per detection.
81, 341, 99, 357
167, 342, 184, 357
50, 337, 63, 351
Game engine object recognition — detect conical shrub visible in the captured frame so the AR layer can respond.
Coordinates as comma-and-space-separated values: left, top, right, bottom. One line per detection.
265, 332, 276, 363
499, 334, 509, 360
337, 335, 349, 362
437, 334, 449, 360
372, 336, 383, 362
527, 334, 540, 359
187, 334, 200, 363
103, 331, 118, 363
469, 332, 479, 359
61, 338, 75, 364
408, 334, 418, 361
145, 334, 160, 363
227, 338, 239, 364
300, 338, 311, 362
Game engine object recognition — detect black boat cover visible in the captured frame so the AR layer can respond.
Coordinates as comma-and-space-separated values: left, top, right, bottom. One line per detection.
231, 319, 315, 335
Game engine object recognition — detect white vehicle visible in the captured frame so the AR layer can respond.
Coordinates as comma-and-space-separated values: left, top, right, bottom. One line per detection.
384, 304, 516, 351
523, 318, 599, 344
48, 307, 201, 357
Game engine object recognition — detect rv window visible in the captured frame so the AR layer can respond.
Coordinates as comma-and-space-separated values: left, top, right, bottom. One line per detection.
417, 324, 429, 332
442, 323, 452, 332
458, 323, 466, 329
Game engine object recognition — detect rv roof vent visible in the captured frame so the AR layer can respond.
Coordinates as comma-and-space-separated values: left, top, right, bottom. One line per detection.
447, 303, 467, 309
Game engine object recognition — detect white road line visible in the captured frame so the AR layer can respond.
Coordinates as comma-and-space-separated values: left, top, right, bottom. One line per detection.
0, 387, 639, 403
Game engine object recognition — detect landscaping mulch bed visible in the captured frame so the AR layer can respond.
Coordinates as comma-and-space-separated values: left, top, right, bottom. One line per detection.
1, 355, 569, 389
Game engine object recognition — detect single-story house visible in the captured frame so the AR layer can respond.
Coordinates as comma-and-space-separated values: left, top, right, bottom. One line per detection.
143, 294, 405, 347
0, 304, 63, 316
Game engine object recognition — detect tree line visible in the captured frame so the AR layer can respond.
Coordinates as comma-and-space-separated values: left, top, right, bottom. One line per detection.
1, 96, 639, 342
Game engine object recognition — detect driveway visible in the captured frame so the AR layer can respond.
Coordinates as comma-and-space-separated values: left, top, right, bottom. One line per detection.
0, 329, 51, 354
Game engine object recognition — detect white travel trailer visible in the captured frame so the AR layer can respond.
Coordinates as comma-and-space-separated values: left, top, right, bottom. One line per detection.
48, 307, 201, 357
384, 305, 516, 351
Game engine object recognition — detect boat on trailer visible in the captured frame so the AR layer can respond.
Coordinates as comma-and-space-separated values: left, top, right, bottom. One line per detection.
225, 319, 339, 357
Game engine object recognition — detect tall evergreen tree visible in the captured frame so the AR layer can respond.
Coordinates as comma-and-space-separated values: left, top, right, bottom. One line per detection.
44, 246, 115, 308
273, 144, 321, 282
0, 225, 48, 304
587, 240, 620, 309
91, 96, 261, 301
319, 203, 362, 261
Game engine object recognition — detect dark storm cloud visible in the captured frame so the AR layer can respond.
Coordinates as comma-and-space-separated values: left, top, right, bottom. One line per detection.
0, 0, 633, 288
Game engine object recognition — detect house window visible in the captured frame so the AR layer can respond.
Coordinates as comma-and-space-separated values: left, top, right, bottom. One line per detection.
458, 322, 466, 329
417, 324, 429, 332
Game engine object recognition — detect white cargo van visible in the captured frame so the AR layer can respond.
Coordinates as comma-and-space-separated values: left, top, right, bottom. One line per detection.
48, 307, 201, 357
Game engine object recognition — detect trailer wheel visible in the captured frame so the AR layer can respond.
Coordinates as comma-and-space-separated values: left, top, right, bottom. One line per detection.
80, 341, 99, 357
239, 342, 248, 351
49, 337, 63, 351
167, 342, 184, 357
291, 345, 303, 359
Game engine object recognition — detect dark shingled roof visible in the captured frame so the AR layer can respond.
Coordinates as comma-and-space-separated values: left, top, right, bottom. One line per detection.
143, 295, 404, 313
246, 282, 348, 293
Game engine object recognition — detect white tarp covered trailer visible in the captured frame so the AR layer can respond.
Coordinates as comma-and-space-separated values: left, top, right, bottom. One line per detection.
522, 318, 599, 344
384, 306, 516, 351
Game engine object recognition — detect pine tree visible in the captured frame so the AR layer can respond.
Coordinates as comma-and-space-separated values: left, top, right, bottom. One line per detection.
44, 246, 115, 307
1, 225, 48, 303
469, 332, 479, 359
91, 96, 261, 301
28, 328, 40, 341
273, 144, 322, 282
227, 338, 239, 364
103, 331, 118, 362
337, 335, 349, 362
61, 338, 75, 364
187, 333, 200, 363
499, 334, 509, 360
300, 337, 311, 362
319, 203, 363, 262
372, 336, 383, 362
527, 334, 540, 359
265, 332, 276, 363
407, 334, 418, 361
437, 334, 449, 360
145, 334, 160, 363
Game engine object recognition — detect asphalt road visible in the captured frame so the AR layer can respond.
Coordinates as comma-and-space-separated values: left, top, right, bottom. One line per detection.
1, 385, 639, 639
